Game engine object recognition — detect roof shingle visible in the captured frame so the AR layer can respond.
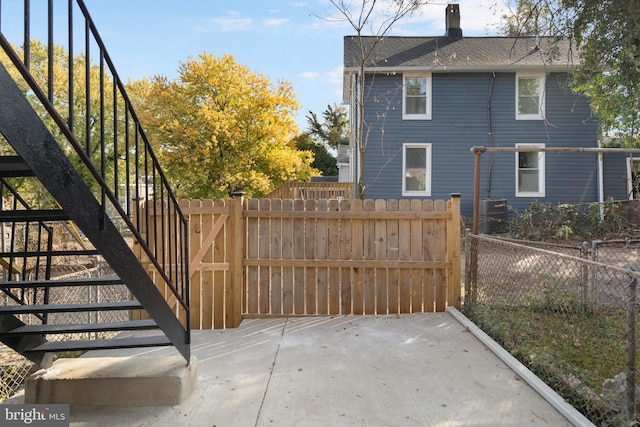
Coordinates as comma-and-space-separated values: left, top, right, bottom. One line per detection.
344, 36, 578, 71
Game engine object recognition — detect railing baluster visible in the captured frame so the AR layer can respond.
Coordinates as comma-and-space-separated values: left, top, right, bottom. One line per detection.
113, 78, 118, 204
68, 0, 74, 131
84, 16, 90, 155
47, 0, 53, 102
99, 48, 106, 229
24, 0, 30, 71
125, 105, 131, 217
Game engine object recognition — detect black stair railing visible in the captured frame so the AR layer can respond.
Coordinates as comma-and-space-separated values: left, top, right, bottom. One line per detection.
0, 178, 54, 323
0, 1, 189, 344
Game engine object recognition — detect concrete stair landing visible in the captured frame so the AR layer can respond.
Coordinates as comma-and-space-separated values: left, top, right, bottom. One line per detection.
25, 356, 197, 406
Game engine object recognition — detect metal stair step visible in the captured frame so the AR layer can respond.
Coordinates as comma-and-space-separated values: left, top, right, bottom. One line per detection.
0, 249, 101, 257
25, 334, 172, 353
0, 277, 124, 289
0, 209, 70, 222
0, 319, 158, 336
0, 156, 34, 177
0, 300, 143, 315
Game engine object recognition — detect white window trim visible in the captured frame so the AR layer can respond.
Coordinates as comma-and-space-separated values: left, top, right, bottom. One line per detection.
515, 73, 546, 120
402, 143, 432, 197
402, 73, 432, 120
516, 143, 545, 197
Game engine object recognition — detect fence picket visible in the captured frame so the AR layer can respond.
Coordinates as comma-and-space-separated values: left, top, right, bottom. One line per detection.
270, 199, 283, 315
189, 199, 203, 328
328, 199, 341, 314
363, 199, 376, 314
282, 199, 294, 314
213, 199, 226, 328
387, 199, 399, 314
259, 198, 271, 314
398, 199, 411, 313
375, 199, 388, 314
423, 200, 436, 312
200, 199, 214, 329
247, 198, 259, 313
435, 199, 448, 311
339, 199, 352, 314
411, 199, 424, 312
305, 199, 317, 314
352, 200, 364, 314
316, 199, 329, 315
293, 199, 305, 314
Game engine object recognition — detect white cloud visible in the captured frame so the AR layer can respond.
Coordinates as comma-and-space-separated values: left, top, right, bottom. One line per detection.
299, 71, 320, 79
311, 0, 508, 37
264, 18, 290, 27
211, 11, 253, 32
399, 0, 508, 36
326, 66, 343, 84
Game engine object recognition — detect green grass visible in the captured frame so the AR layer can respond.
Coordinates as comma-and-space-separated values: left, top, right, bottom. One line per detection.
465, 303, 636, 423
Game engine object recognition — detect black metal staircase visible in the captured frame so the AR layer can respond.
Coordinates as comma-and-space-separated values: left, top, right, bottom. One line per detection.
0, 1, 190, 367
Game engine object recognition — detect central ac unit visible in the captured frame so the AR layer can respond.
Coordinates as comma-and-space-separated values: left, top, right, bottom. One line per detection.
479, 199, 507, 234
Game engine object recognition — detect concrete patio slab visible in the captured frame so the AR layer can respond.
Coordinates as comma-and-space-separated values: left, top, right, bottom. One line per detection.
7, 312, 586, 426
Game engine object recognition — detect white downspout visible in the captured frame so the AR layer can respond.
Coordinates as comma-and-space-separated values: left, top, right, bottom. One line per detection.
597, 139, 604, 219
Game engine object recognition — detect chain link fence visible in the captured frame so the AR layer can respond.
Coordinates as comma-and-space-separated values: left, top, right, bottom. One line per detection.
0, 222, 132, 402
0, 261, 129, 401
464, 233, 640, 426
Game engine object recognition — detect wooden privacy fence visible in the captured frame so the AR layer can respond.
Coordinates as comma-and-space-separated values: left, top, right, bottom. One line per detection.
136, 195, 461, 329
264, 182, 354, 200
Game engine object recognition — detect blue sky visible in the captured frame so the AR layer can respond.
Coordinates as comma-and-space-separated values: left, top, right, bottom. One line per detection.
81, 1, 504, 130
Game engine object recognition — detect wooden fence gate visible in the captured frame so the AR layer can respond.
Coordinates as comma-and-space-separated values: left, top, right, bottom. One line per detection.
136, 195, 461, 329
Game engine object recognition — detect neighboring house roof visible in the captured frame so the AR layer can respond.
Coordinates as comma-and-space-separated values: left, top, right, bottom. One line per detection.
343, 36, 577, 72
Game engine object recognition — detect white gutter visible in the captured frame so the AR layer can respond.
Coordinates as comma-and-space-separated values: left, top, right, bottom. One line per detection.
343, 64, 576, 73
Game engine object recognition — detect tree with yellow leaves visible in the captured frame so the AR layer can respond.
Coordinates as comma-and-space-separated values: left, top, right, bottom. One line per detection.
132, 53, 316, 199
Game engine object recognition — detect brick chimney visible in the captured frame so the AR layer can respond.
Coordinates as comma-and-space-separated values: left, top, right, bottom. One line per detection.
445, 4, 462, 38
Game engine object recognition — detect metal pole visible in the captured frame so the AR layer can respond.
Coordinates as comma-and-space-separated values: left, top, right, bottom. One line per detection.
626, 268, 637, 425
473, 150, 482, 235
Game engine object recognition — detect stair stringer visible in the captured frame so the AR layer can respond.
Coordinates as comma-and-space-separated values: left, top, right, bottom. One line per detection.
0, 314, 53, 368
0, 63, 189, 363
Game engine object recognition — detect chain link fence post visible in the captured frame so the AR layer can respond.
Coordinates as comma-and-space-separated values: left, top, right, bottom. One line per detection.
626, 267, 637, 425
466, 230, 477, 306
464, 229, 471, 306
581, 241, 590, 311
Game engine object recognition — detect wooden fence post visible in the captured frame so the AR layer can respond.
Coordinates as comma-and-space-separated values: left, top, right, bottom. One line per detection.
448, 194, 462, 309
227, 196, 244, 327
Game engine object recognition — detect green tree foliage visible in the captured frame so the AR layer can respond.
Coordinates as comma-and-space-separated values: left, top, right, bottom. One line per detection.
294, 133, 338, 176
0, 40, 118, 207
499, 0, 640, 146
131, 53, 317, 199
306, 103, 349, 150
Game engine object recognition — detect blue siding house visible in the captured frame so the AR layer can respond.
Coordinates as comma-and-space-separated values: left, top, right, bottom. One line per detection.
343, 4, 627, 219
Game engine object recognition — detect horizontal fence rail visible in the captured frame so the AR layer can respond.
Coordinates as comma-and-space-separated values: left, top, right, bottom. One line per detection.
0, 0, 188, 319
138, 196, 462, 329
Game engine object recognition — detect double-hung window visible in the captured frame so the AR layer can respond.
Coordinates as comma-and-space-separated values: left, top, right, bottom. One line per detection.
516, 73, 545, 120
516, 143, 545, 197
403, 73, 432, 120
403, 143, 432, 196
